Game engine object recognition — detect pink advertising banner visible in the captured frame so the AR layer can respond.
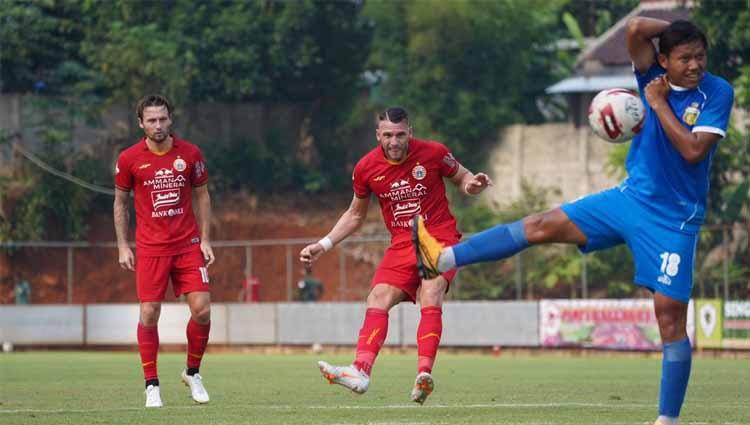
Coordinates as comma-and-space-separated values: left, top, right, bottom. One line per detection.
540, 299, 694, 350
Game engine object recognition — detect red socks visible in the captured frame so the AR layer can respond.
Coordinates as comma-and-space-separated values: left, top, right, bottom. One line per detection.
137, 323, 159, 380
416, 306, 442, 374
353, 308, 389, 376
186, 319, 211, 370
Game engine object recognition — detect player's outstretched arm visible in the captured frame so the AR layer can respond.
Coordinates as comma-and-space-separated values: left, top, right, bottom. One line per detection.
626, 17, 670, 73
449, 165, 493, 196
194, 184, 215, 266
299, 194, 369, 266
114, 188, 135, 271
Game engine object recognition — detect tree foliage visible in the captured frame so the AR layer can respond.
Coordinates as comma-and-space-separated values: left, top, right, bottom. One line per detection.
362, 0, 569, 168
0, 0, 373, 239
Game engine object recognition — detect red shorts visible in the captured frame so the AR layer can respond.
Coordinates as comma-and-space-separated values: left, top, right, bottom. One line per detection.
371, 234, 459, 303
136, 248, 210, 302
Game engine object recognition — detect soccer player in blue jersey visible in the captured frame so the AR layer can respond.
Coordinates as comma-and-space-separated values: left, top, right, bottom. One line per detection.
412, 18, 733, 425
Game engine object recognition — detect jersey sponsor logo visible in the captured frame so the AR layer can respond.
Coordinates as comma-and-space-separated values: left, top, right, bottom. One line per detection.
380, 182, 427, 202
143, 173, 186, 190
390, 179, 410, 189
151, 188, 181, 209
138, 163, 151, 170
682, 102, 701, 126
412, 164, 426, 180
392, 198, 421, 221
154, 168, 174, 178
191, 237, 200, 244
173, 157, 187, 172
373, 175, 385, 182
151, 207, 184, 218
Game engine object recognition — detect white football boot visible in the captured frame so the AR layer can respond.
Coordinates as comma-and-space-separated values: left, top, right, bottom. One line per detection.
410, 372, 434, 404
181, 370, 210, 403
144, 385, 163, 408
317, 360, 369, 394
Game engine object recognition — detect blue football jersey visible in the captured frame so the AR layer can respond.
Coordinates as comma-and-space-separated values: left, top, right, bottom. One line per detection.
623, 63, 734, 231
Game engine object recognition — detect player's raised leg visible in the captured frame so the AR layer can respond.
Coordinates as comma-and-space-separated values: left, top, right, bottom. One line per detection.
181, 290, 211, 404
413, 210, 586, 279
654, 293, 691, 425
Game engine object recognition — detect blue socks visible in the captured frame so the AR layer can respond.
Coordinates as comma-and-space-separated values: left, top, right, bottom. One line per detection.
658, 338, 692, 419
452, 220, 529, 268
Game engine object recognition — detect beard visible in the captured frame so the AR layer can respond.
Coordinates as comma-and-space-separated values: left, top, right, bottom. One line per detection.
149, 131, 169, 143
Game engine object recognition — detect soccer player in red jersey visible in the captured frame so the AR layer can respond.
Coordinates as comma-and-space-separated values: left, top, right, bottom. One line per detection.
114, 95, 215, 408
299, 107, 492, 404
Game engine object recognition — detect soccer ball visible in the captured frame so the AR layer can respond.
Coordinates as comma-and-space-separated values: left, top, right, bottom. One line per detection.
588, 88, 645, 143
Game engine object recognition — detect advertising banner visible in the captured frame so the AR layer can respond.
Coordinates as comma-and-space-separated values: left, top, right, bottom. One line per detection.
723, 301, 750, 349
695, 299, 723, 348
540, 299, 695, 350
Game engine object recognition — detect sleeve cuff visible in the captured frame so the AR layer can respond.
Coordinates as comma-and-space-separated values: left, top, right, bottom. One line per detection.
692, 126, 726, 138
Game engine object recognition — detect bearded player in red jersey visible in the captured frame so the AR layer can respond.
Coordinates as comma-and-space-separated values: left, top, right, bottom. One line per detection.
114, 95, 215, 408
300, 107, 492, 404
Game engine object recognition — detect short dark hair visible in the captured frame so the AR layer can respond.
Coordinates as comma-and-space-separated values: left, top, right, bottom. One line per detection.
378, 107, 409, 124
136, 95, 172, 121
659, 20, 707, 57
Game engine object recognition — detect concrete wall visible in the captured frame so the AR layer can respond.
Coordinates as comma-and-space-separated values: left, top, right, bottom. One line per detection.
0, 301, 540, 347
485, 123, 621, 207
0, 305, 83, 344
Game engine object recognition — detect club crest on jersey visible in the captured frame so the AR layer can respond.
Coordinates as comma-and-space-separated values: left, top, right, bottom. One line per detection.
412, 164, 426, 180
682, 102, 701, 126
173, 157, 187, 172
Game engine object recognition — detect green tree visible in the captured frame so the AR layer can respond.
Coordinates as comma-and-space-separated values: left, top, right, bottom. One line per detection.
364, 0, 568, 168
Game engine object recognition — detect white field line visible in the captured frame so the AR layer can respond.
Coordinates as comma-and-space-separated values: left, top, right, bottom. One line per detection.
0, 401, 647, 414
1, 401, 747, 417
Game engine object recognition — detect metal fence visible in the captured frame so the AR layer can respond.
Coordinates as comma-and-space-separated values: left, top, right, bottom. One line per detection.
1, 223, 747, 304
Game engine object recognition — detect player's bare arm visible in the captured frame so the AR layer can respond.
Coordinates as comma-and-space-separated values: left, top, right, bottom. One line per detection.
449, 165, 493, 196
645, 76, 721, 164
626, 17, 670, 73
299, 194, 370, 266
193, 184, 215, 267
114, 188, 135, 271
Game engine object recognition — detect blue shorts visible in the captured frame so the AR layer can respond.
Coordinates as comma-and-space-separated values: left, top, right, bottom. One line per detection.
560, 187, 698, 303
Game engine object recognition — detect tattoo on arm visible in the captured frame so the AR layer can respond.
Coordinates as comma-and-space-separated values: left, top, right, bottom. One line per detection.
113, 193, 130, 245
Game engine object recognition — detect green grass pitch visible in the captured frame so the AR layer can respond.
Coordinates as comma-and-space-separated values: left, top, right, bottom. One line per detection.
1, 351, 748, 424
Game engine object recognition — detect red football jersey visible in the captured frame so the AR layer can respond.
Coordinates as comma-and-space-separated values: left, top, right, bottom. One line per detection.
353, 138, 461, 247
115, 136, 209, 256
